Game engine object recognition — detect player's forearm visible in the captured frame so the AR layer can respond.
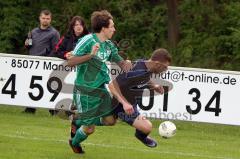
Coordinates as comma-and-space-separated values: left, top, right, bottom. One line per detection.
117, 60, 124, 68
148, 80, 164, 94
148, 80, 157, 90
117, 60, 132, 72
108, 80, 129, 105
67, 54, 93, 67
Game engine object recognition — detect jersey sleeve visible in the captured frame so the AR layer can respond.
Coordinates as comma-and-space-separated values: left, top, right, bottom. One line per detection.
107, 41, 123, 63
73, 35, 95, 56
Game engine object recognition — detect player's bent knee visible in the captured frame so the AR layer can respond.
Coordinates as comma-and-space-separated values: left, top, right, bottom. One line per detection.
83, 126, 95, 135
133, 116, 153, 133
109, 120, 116, 126
141, 125, 152, 134
104, 119, 116, 126
102, 116, 117, 126
144, 122, 153, 133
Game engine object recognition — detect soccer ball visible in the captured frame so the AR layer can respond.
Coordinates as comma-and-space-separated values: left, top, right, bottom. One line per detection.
158, 121, 176, 138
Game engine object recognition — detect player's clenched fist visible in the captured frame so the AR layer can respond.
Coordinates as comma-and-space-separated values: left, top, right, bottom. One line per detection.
90, 43, 100, 56
122, 102, 134, 115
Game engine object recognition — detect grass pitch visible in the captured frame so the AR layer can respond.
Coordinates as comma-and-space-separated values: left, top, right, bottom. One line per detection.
0, 105, 239, 159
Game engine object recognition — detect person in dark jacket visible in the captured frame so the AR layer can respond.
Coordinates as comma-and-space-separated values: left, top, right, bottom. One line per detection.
55, 16, 89, 60
24, 9, 60, 114
25, 9, 60, 57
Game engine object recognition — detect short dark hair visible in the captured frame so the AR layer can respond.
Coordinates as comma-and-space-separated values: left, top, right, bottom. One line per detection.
67, 16, 89, 37
40, 9, 52, 17
151, 48, 172, 63
91, 10, 113, 33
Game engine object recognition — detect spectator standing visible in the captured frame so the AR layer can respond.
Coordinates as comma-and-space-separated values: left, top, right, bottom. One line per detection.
24, 9, 60, 114
55, 16, 89, 60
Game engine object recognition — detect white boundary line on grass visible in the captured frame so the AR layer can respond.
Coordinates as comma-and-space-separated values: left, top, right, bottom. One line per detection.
0, 133, 235, 159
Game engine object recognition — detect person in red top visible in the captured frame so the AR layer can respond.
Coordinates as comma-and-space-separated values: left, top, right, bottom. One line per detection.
55, 16, 89, 59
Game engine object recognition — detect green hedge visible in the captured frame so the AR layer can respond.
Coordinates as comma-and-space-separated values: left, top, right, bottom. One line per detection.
0, 0, 239, 70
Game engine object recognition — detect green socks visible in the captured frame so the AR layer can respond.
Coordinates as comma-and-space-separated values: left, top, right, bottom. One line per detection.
72, 126, 88, 146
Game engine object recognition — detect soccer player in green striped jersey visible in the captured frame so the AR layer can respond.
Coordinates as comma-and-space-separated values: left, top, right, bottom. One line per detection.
67, 10, 132, 154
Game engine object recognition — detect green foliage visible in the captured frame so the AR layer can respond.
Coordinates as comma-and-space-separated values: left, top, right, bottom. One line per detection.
176, 0, 240, 70
0, 0, 240, 70
0, 0, 28, 53
113, 1, 168, 59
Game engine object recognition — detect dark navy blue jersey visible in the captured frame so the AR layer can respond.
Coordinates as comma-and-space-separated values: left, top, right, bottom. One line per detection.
115, 59, 151, 105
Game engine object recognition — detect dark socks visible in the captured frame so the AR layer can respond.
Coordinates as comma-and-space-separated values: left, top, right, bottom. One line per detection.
135, 129, 148, 141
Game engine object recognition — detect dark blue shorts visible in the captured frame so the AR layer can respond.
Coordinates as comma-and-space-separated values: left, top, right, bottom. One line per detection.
113, 103, 140, 125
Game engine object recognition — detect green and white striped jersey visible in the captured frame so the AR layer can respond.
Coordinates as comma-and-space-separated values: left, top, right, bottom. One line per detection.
73, 33, 123, 88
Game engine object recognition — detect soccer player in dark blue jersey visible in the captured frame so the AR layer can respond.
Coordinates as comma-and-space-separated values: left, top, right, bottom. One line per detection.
108, 48, 172, 148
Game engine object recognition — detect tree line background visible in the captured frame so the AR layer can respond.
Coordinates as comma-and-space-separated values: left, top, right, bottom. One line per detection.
0, 0, 240, 70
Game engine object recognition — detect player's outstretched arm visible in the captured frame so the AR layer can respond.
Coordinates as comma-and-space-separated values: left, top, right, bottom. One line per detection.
67, 43, 99, 67
108, 80, 134, 115
67, 54, 94, 67
117, 60, 132, 72
148, 80, 164, 94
